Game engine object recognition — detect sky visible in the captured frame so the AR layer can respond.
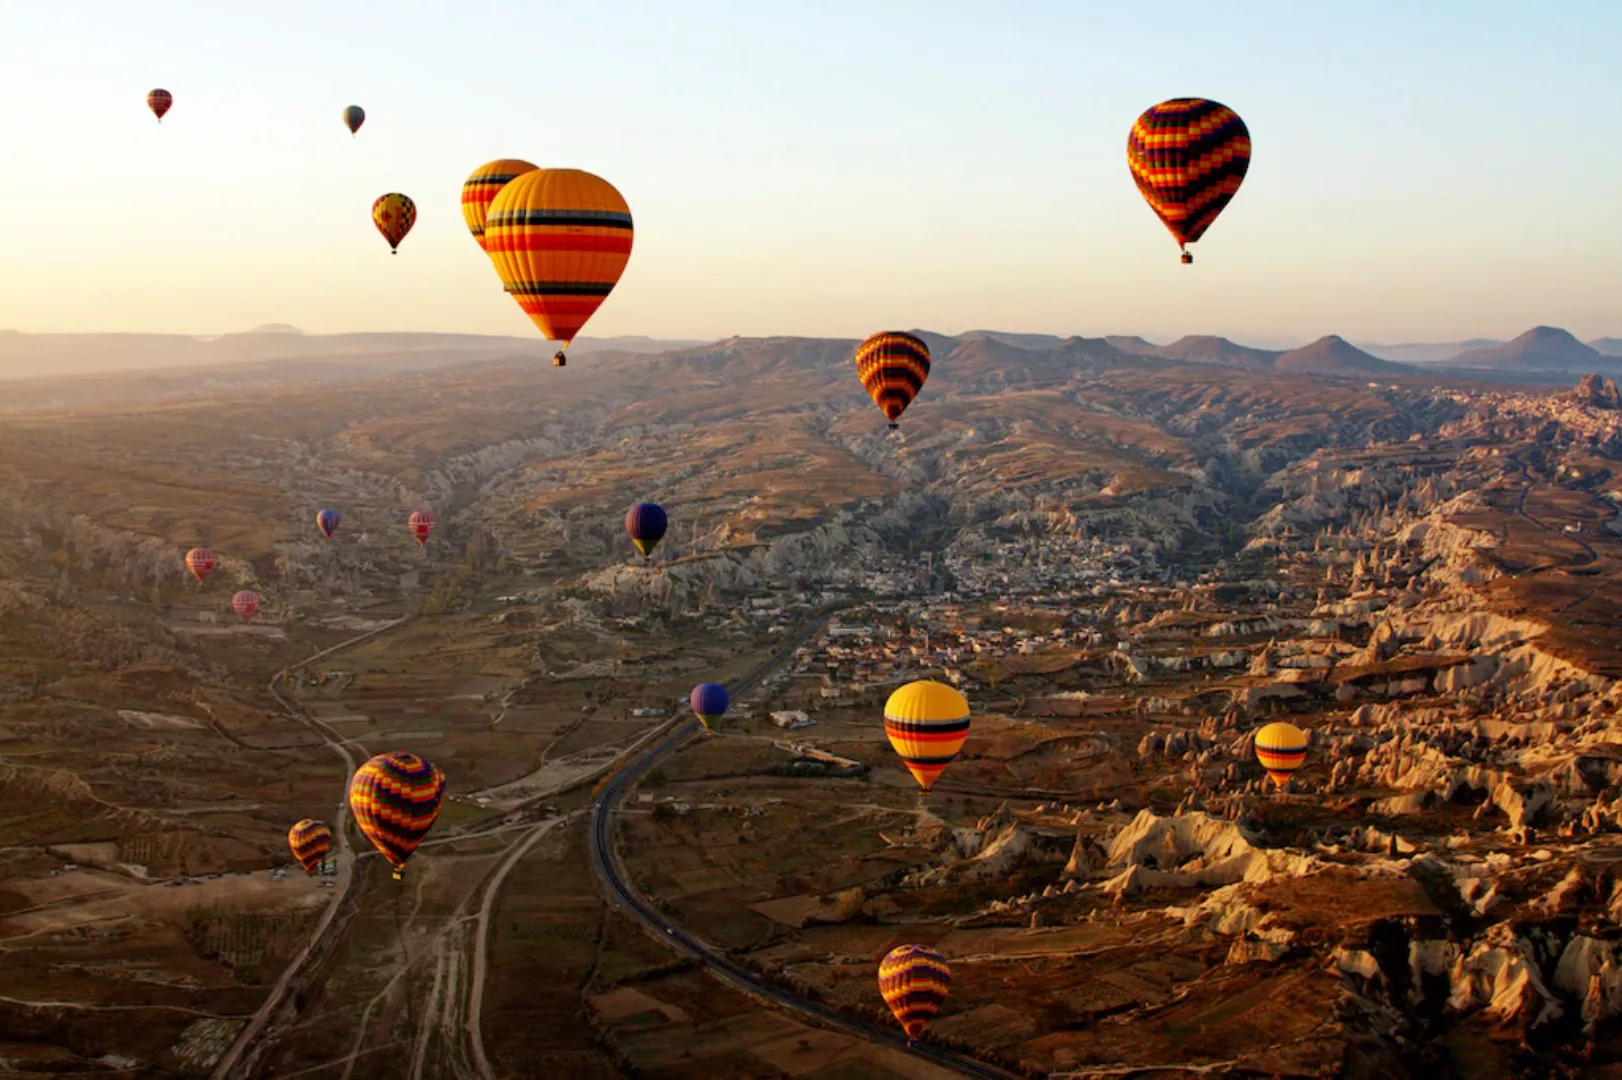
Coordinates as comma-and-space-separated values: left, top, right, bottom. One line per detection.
0, 1, 1618, 347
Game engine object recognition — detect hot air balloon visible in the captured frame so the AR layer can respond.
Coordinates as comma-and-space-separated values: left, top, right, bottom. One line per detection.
483, 168, 633, 367
372, 193, 416, 254
348, 751, 445, 880
690, 683, 729, 731
316, 508, 341, 539
408, 510, 435, 547
625, 502, 667, 559
1254, 721, 1309, 787
878, 944, 951, 1044
231, 590, 261, 624
146, 89, 172, 122
1126, 97, 1251, 264
185, 547, 216, 583
288, 819, 333, 876
884, 680, 969, 795
856, 332, 931, 430
461, 159, 538, 252
342, 105, 365, 136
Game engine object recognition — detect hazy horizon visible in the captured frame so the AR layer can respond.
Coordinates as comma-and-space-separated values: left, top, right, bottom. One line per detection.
1, 1, 1618, 344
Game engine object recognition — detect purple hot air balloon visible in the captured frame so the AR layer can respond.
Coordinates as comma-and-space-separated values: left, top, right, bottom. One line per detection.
690, 683, 729, 730
316, 508, 341, 539
625, 502, 667, 559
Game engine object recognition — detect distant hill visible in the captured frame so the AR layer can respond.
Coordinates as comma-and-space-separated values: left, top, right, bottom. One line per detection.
1274, 335, 1407, 376
1590, 338, 1622, 358
1358, 338, 1500, 364
1150, 335, 1282, 371
1442, 326, 1610, 372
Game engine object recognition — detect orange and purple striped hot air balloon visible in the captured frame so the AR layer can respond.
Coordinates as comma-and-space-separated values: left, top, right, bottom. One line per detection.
1126, 97, 1251, 264
184, 547, 216, 583
883, 680, 970, 795
1254, 721, 1309, 788
287, 819, 333, 875
855, 331, 931, 430
348, 751, 445, 880
878, 944, 951, 1043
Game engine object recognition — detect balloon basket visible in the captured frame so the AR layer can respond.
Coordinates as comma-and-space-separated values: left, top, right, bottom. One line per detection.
1180, 252, 1193, 265
391, 869, 403, 881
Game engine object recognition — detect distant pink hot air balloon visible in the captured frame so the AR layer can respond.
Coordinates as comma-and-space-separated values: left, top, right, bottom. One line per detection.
185, 547, 216, 583
232, 590, 261, 624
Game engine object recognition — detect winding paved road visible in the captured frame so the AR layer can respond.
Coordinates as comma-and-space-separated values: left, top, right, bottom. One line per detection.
587, 610, 1022, 1080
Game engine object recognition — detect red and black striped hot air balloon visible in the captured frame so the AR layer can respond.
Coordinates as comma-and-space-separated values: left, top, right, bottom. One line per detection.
878, 944, 951, 1044
1127, 97, 1251, 264
287, 819, 333, 875
408, 510, 435, 547
348, 751, 445, 880
146, 89, 172, 122
231, 590, 260, 624
856, 331, 931, 430
185, 547, 216, 583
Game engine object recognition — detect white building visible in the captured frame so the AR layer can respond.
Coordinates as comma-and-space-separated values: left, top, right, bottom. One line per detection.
770, 710, 816, 730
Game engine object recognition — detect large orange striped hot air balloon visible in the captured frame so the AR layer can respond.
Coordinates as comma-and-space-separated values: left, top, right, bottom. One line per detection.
1127, 97, 1251, 264
372, 193, 416, 254
883, 680, 970, 795
461, 159, 538, 251
483, 168, 633, 367
287, 819, 333, 875
348, 751, 445, 880
1254, 721, 1309, 788
184, 547, 216, 583
878, 944, 951, 1044
856, 332, 931, 430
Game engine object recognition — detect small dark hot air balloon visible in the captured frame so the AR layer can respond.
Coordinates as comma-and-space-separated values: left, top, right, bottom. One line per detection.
231, 590, 261, 624
884, 680, 970, 795
878, 944, 951, 1045
461, 159, 538, 252
856, 332, 931, 430
288, 819, 333, 875
348, 751, 445, 880
483, 168, 633, 367
1126, 97, 1251, 264
625, 502, 667, 559
1255, 721, 1309, 788
185, 547, 216, 583
690, 683, 729, 731
146, 89, 172, 122
408, 510, 435, 547
342, 105, 365, 136
316, 508, 341, 539
372, 193, 416, 254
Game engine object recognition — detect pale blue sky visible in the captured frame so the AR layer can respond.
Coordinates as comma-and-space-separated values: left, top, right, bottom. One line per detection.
0, 1, 1617, 345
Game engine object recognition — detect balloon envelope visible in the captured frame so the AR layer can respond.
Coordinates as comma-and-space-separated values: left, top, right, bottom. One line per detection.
231, 590, 260, 623
147, 89, 172, 121
461, 159, 539, 252
372, 193, 416, 253
316, 509, 341, 539
878, 944, 951, 1039
184, 547, 216, 583
690, 683, 729, 729
483, 168, 633, 350
1254, 721, 1309, 786
288, 819, 333, 875
342, 105, 365, 135
348, 751, 445, 879
408, 510, 435, 547
856, 332, 931, 427
625, 502, 667, 558
1126, 97, 1251, 259
884, 680, 970, 793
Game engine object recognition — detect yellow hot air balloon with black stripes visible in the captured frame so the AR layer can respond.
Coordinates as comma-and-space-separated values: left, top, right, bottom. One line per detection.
483, 168, 633, 367
883, 680, 969, 795
879, 944, 951, 1045
461, 159, 538, 252
856, 331, 931, 430
1126, 97, 1251, 264
1254, 721, 1309, 788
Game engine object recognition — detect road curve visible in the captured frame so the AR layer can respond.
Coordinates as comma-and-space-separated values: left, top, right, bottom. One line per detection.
587, 612, 1023, 1080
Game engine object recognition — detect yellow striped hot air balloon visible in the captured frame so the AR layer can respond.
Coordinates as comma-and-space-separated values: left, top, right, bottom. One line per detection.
878, 944, 951, 1043
348, 751, 446, 880
461, 159, 538, 251
287, 819, 333, 876
483, 168, 633, 367
856, 331, 931, 430
884, 680, 970, 794
1254, 721, 1309, 787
